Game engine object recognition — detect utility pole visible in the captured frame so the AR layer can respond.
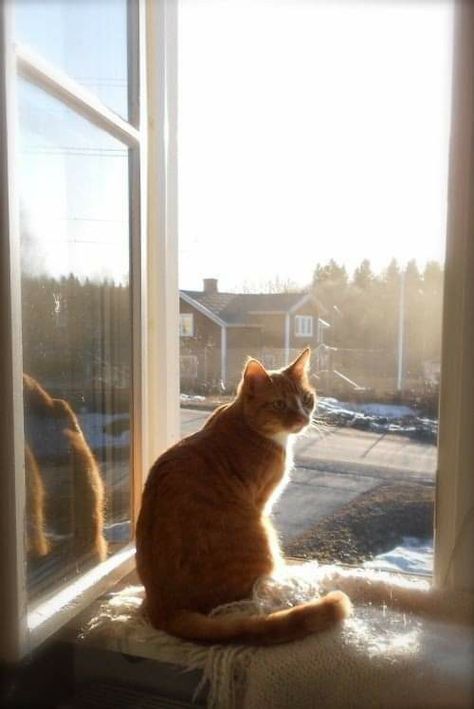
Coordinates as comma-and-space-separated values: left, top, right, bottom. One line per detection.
397, 267, 405, 392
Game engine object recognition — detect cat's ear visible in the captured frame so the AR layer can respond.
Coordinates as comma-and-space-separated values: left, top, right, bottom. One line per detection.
242, 358, 271, 395
285, 347, 311, 379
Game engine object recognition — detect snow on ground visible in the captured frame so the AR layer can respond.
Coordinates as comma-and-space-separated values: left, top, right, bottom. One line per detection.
316, 397, 438, 443
363, 537, 433, 576
319, 397, 416, 418
180, 393, 206, 402
342, 402, 415, 417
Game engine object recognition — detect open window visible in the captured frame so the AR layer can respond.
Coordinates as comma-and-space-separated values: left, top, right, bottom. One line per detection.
177, 0, 472, 589
0, 0, 179, 662
1, 0, 472, 673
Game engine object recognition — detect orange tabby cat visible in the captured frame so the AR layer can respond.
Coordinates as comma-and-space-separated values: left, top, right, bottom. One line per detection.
136, 348, 351, 644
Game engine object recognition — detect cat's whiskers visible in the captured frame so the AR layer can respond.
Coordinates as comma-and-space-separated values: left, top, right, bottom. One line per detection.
311, 414, 331, 427
309, 417, 334, 436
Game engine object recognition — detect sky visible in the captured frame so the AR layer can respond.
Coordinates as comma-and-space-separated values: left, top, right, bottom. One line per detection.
178, 0, 454, 292
16, 0, 130, 285
19, 80, 130, 285
15, 0, 453, 291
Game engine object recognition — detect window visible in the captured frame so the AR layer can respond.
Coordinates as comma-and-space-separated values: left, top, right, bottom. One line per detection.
1, 0, 472, 668
20, 77, 133, 601
0, 1, 179, 661
179, 313, 194, 337
294, 315, 313, 338
7, 0, 138, 651
177, 0, 462, 584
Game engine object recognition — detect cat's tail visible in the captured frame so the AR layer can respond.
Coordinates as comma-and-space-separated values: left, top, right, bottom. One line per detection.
162, 591, 352, 645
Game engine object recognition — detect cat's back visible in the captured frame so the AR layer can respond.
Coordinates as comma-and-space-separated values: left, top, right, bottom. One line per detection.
141, 413, 249, 510
140, 407, 284, 520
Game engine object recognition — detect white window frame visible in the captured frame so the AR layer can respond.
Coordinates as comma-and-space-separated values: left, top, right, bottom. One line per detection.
179, 312, 194, 337
1, 0, 473, 666
0, 0, 179, 662
294, 315, 313, 338
433, 0, 474, 594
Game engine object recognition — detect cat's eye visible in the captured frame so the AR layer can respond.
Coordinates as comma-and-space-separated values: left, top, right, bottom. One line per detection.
302, 392, 314, 407
272, 399, 287, 411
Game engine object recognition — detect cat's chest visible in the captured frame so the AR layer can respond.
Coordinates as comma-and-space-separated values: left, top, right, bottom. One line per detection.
258, 433, 294, 511
270, 433, 295, 470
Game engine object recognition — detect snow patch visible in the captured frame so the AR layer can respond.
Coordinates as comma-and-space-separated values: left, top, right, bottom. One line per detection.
364, 537, 433, 575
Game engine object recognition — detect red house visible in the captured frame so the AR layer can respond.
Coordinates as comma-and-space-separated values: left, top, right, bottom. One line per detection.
179, 279, 329, 392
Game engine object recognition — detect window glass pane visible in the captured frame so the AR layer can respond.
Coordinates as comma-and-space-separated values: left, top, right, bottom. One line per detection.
178, 0, 453, 576
18, 80, 132, 602
179, 313, 194, 337
14, 0, 132, 121
295, 316, 312, 337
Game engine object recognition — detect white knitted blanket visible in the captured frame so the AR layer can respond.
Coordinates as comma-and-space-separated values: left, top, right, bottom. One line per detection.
79, 564, 474, 708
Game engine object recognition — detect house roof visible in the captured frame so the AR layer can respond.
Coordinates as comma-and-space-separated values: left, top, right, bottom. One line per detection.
180, 289, 315, 326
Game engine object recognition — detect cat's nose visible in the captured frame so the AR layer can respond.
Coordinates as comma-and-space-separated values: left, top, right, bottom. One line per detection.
294, 414, 309, 427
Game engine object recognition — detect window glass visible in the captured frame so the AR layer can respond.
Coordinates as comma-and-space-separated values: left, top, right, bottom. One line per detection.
178, 0, 453, 576
18, 80, 132, 602
14, 0, 132, 120
295, 316, 313, 337
179, 313, 194, 337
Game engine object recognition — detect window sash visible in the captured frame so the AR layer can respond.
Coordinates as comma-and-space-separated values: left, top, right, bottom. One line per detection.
15, 44, 140, 147
0, 0, 179, 662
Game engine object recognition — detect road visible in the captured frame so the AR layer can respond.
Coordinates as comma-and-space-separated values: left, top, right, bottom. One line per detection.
180, 408, 436, 542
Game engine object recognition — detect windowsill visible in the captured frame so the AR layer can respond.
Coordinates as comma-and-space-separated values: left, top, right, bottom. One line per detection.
60, 562, 473, 708
73, 642, 206, 707
58, 566, 206, 706
28, 544, 136, 648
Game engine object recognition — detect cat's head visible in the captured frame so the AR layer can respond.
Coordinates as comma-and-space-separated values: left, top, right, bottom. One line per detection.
237, 348, 316, 437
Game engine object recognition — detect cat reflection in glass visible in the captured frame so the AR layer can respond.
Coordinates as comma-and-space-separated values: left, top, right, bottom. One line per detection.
24, 374, 107, 565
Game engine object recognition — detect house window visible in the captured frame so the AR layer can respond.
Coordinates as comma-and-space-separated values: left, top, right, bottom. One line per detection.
179, 313, 194, 337
1, 0, 179, 660
295, 315, 313, 338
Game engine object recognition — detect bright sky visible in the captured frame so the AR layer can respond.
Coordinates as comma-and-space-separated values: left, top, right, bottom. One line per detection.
178, 0, 454, 292
16, 0, 130, 284
16, 0, 453, 290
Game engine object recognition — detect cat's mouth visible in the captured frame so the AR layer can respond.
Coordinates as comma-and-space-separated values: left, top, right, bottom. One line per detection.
289, 418, 310, 433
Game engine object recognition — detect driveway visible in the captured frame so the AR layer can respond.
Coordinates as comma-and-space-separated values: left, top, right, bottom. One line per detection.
180, 408, 436, 542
